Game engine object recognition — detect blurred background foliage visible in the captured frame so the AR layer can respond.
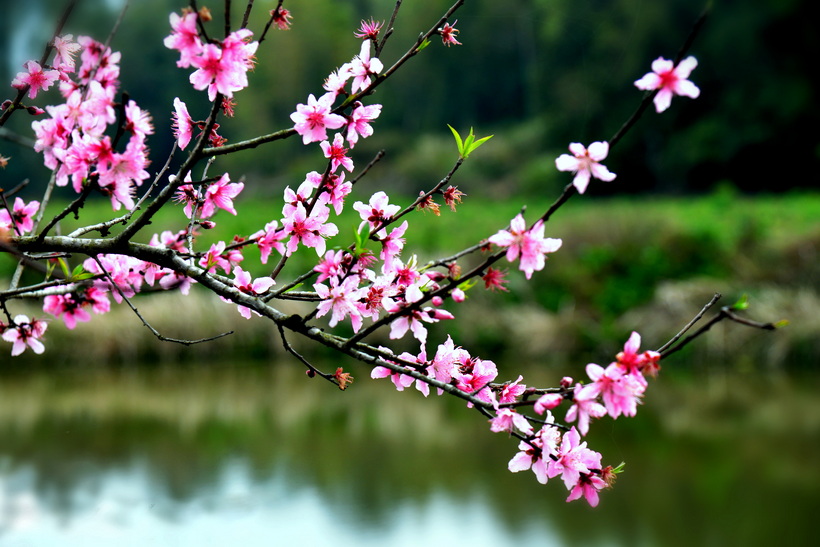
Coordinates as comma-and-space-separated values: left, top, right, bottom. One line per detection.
1, 0, 818, 365
2, 0, 818, 198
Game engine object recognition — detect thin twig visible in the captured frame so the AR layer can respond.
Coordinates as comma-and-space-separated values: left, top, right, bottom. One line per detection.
92, 255, 234, 346
656, 293, 721, 353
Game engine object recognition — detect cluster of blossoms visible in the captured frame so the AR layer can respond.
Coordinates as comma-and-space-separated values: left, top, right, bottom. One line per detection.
1, 4, 714, 512
367, 313, 660, 506
23, 35, 153, 211
164, 10, 258, 101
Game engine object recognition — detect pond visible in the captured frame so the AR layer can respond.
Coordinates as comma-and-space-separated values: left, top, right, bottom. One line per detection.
0, 360, 817, 546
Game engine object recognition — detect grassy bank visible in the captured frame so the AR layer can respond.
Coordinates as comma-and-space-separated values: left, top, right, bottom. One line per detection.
2, 191, 818, 367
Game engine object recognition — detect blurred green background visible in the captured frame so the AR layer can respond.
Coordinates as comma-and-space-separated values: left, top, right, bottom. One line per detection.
1, 1, 818, 544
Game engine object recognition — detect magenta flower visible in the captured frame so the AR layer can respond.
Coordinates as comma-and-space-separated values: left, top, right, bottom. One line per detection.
12, 61, 60, 99
1, 315, 48, 356
555, 141, 616, 194
172, 97, 194, 150
291, 93, 347, 145
635, 56, 700, 113
320, 133, 354, 173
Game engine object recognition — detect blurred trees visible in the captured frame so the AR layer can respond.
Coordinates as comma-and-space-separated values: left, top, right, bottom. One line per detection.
2, 0, 817, 198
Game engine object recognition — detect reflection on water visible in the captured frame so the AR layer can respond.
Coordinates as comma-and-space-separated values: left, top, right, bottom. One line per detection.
0, 361, 818, 546
0, 459, 566, 547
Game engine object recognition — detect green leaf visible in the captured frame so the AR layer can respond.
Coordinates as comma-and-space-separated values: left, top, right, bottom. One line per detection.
416, 38, 431, 52
447, 124, 464, 157
448, 125, 493, 159
354, 223, 371, 254
732, 294, 749, 310
466, 134, 493, 156
612, 462, 626, 474
57, 258, 71, 279
773, 319, 790, 328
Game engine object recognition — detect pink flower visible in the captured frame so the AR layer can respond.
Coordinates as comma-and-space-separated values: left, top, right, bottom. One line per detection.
123, 100, 154, 140
555, 141, 616, 194
534, 393, 563, 415
281, 202, 339, 256
318, 172, 352, 215
164, 12, 203, 68
379, 220, 407, 269
52, 34, 81, 73
189, 29, 257, 101
314, 276, 366, 332
488, 214, 562, 280
252, 221, 286, 264
320, 133, 354, 173
490, 408, 534, 435
454, 358, 498, 406
616, 331, 661, 379
198, 241, 233, 274
355, 18, 383, 41
291, 93, 347, 145
43, 287, 110, 329
566, 471, 608, 507
1, 315, 47, 356
12, 61, 60, 99
353, 191, 400, 236
634, 56, 700, 113
0, 197, 40, 234
346, 102, 381, 146
172, 97, 194, 150
231, 266, 275, 319
348, 41, 383, 94
270, 7, 292, 30
565, 383, 606, 436
202, 173, 244, 217
496, 375, 527, 405
438, 21, 462, 47
508, 421, 560, 484
583, 362, 645, 419
547, 427, 602, 491
371, 364, 416, 391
